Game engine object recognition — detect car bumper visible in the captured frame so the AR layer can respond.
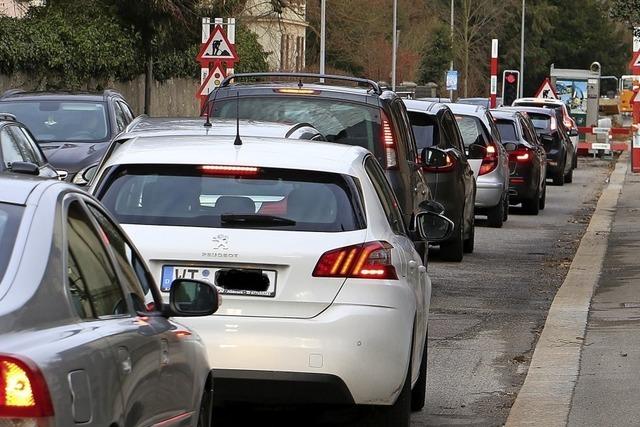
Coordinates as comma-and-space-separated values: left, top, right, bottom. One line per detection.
475, 180, 504, 209
179, 286, 416, 406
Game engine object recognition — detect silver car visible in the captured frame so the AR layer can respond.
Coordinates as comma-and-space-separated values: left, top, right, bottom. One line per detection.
0, 175, 219, 427
446, 103, 510, 228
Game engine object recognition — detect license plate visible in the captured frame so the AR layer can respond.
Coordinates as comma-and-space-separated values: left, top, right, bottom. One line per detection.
161, 265, 277, 297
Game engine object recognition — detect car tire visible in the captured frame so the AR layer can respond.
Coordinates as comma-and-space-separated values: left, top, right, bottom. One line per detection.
411, 331, 428, 412
503, 192, 509, 222
552, 163, 566, 186
440, 217, 464, 262
565, 167, 573, 183
463, 215, 474, 253
196, 383, 213, 427
375, 359, 412, 426
522, 188, 540, 215
487, 196, 504, 228
573, 152, 578, 169
539, 182, 546, 210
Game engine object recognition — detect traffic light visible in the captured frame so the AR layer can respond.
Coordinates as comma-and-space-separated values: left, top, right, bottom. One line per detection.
502, 70, 520, 106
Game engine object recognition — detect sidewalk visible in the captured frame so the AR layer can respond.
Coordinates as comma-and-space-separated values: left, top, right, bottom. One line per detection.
567, 163, 640, 425
506, 154, 628, 426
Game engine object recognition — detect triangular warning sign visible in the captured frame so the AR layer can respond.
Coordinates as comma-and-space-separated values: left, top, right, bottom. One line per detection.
197, 25, 239, 62
629, 51, 640, 73
197, 65, 226, 98
632, 89, 640, 104
534, 78, 557, 99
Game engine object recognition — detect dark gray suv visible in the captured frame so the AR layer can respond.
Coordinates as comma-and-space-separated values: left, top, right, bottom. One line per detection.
206, 73, 435, 259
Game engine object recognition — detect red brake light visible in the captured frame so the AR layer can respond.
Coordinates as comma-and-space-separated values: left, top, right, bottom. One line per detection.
510, 147, 533, 163
313, 241, 398, 280
380, 112, 398, 169
479, 142, 498, 175
199, 165, 259, 176
0, 355, 54, 419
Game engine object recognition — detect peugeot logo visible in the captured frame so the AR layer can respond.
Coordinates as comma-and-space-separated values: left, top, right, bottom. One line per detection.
212, 234, 229, 250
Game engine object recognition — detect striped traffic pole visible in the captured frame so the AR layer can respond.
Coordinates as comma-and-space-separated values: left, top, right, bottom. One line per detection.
490, 39, 498, 109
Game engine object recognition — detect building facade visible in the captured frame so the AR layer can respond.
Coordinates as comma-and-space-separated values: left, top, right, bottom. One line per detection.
242, 0, 307, 72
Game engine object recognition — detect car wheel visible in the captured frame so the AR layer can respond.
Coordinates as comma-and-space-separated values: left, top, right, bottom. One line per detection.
440, 216, 464, 262
565, 167, 573, 183
552, 162, 566, 186
573, 152, 578, 169
196, 383, 213, 427
374, 359, 412, 426
503, 192, 509, 222
487, 195, 504, 228
411, 330, 428, 411
539, 182, 546, 210
463, 215, 474, 253
522, 187, 540, 215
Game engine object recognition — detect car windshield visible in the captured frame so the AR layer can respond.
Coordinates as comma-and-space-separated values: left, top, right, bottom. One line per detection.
454, 114, 485, 147
0, 203, 24, 283
0, 101, 109, 143
99, 165, 365, 232
496, 119, 518, 142
408, 111, 438, 149
528, 113, 552, 131
212, 96, 383, 160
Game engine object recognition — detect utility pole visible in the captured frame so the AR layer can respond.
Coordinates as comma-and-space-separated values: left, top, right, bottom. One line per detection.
519, 0, 525, 97
320, 0, 326, 82
392, 0, 397, 91
450, 0, 454, 100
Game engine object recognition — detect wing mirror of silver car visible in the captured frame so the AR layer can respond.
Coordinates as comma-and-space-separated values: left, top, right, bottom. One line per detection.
9, 161, 39, 176
569, 129, 578, 137
467, 143, 487, 160
421, 147, 450, 168
167, 279, 221, 317
418, 199, 446, 215
416, 211, 454, 243
72, 164, 98, 186
503, 142, 518, 152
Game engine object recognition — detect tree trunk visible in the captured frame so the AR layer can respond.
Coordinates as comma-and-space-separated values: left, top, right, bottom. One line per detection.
144, 55, 153, 115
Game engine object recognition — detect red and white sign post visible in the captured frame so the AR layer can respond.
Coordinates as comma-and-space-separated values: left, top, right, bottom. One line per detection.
196, 18, 239, 113
490, 39, 498, 108
630, 29, 640, 172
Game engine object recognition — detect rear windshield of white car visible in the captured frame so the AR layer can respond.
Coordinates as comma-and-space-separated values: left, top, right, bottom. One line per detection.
0, 203, 23, 283
211, 97, 384, 160
527, 113, 552, 132
0, 101, 110, 143
495, 119, 518, 142
98, 165, 366, 232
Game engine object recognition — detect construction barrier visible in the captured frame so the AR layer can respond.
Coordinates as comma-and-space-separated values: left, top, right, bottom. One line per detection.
577, 126, 630, 154
632, 125, 640, 173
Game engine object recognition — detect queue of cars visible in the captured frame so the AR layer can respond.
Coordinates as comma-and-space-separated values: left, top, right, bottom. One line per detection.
0, 77, 578, 427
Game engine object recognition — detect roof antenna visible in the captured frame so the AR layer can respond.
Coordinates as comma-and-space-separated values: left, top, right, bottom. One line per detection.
233, 92, 242, 146
203, 81, 220, 128
204, 108, 212, 128
298, 79, 303, 89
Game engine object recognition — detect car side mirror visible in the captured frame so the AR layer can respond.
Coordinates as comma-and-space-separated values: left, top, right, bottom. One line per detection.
467, 144, 487, 160
539, 134, 554, 144
503, 142, 518, 152
421, 147, 449, 168
416, 211, 454, 242
569, 129, 578, 137
418, 199, 446, 215
9, 161, 39, 175
167, 279, 220, 317
72, 164, 98, 186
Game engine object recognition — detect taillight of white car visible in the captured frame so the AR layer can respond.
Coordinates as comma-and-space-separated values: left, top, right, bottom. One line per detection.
313, 241, 398, 279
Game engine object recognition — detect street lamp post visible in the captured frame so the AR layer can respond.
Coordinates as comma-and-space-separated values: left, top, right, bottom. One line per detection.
320, 0, 326, 82
392, 0, 397, 91
520, 0, 525, 97
450, 0, 454, 100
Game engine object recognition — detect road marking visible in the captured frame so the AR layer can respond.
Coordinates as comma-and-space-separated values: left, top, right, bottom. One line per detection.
506, 153, 628, 426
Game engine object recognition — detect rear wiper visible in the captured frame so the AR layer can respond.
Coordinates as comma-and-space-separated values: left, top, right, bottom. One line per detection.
220, 214, 296, 226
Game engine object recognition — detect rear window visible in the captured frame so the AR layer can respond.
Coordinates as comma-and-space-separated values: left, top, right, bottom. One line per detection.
527, 113, 552, 131
407, 111, 438, 149
0, 203, 23, 283
98, 165, 365, 232
454, 114, 486, 147
212, 96, 382, 158
495, 119, 518, 142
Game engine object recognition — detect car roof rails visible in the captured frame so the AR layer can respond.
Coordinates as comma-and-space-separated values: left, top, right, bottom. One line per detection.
0, 89, 25, 99
0, 113, 17, 122
219, 72, 383, 95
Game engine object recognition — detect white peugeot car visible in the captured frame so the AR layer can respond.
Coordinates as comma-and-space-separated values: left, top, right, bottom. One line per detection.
90, 134, 452, 425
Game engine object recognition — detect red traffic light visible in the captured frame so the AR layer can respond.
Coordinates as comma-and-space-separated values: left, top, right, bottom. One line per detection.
506, 74, 517, 84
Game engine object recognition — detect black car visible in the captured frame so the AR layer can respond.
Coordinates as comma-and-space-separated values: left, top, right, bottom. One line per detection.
0, 113, 59, 179
0, 90, 136, 184
492, 110, 547, 215
206, 72, 435, 260
405, 100, 484, 262
502, 106, 574, 185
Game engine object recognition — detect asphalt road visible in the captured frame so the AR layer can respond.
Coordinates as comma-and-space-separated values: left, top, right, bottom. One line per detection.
213, 156, 614, 427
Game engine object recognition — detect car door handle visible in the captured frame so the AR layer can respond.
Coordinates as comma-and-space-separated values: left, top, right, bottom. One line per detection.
118, 347, 132, 375
409, 260, 418, 270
